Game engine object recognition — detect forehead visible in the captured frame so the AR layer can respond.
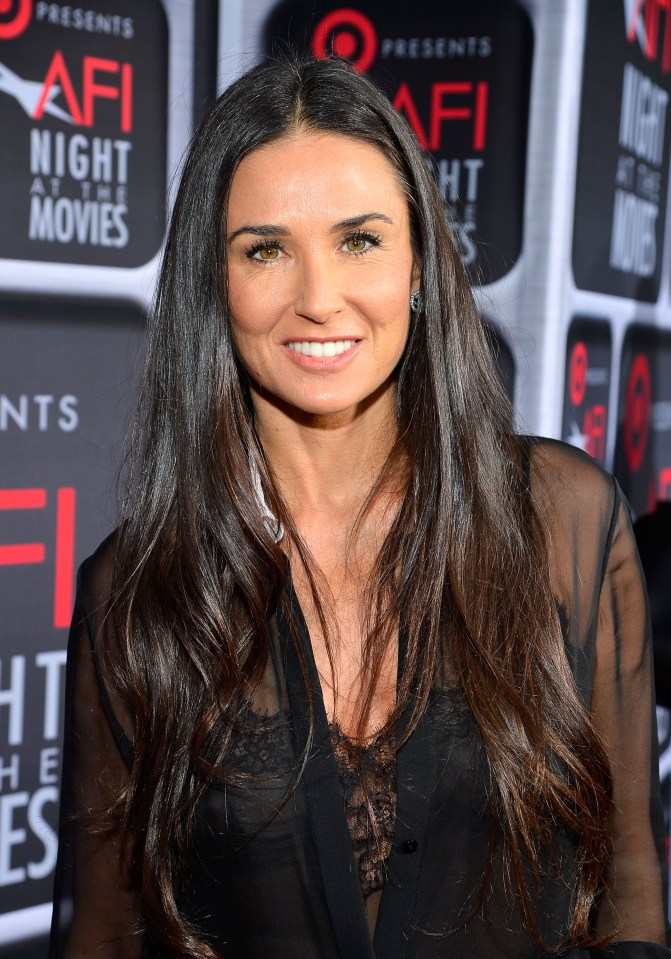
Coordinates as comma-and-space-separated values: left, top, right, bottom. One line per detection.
227, 131, 409, 225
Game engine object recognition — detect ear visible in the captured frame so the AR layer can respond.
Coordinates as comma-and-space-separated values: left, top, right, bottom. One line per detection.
411, 257, 421, 287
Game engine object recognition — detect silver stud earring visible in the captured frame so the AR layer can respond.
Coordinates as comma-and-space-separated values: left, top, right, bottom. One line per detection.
410, 290, 422, 314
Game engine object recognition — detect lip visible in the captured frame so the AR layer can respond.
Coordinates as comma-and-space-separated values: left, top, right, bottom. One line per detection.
282, 338, 361, 369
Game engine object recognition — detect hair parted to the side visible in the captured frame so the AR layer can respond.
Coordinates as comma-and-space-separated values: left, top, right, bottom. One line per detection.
105, 55, 612, 957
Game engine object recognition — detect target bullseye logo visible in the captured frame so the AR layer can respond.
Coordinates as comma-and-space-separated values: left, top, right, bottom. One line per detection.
312, 8, 377, 73
569, 341, 588, 406
624, 353, 651, 472
0, 0, 32, 39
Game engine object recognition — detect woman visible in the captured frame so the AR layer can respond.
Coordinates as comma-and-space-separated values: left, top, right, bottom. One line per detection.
49, 56, 669, 958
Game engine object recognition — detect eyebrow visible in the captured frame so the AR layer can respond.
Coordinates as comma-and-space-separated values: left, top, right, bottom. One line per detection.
329, 212, 394, 233
227, 212, 394, 244
227, 224, 290, 243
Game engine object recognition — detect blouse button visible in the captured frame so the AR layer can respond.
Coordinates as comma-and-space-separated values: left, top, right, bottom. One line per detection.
399, 839, 418, 854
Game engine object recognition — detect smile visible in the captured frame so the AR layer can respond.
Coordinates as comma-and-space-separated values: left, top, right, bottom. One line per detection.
286, 340, 357, 357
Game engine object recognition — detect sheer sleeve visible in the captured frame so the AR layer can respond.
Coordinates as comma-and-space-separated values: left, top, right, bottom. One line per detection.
49, 556, 143, 959
591, 485, 669, 954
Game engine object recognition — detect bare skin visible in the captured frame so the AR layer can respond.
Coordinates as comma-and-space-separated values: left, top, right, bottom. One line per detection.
227, 131, 418, 736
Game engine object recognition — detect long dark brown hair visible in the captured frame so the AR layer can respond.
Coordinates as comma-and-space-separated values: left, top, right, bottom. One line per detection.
106, 56, 612, 957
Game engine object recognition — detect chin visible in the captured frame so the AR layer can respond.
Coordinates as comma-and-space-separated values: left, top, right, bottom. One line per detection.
292, 398, 362, 419
290, 388, 397, 424
251, 376, 397, 422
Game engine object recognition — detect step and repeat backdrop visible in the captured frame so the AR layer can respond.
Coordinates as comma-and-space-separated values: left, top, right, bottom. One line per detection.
1, 0, 670, 951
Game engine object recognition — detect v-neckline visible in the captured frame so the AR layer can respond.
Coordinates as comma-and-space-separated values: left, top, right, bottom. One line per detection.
278, 570, 435, 959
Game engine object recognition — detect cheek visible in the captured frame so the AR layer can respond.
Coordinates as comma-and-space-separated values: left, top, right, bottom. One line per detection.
227, 293, 261, 372
227, 271, 280, 341
387, 299, 411, 362
228, 274, 257, 331
375, 280, 412, 337
228, 266, 291, 336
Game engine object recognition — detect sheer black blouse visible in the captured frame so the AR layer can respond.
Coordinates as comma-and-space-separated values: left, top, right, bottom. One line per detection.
49, 439, 671, 958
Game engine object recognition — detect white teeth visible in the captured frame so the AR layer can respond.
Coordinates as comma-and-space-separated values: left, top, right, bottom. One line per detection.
287, 340, 354, 357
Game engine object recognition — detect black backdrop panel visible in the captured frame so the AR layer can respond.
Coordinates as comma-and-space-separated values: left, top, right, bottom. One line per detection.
262, 0, 533, 286
0, 0, 168, 267
573, 0, 671, 302
0, 295, 143, 914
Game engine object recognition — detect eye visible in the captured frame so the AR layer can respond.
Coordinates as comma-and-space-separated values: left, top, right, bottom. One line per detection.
245, 242, 283, 262
342, 231, 381, 256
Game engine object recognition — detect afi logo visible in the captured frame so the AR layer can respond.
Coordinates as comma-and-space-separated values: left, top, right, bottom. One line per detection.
0, 50, 133, 131
0, 0, 32, 40
625, 0, 671, 72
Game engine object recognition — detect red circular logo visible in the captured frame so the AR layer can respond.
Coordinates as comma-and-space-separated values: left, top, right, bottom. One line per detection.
624, 353, 651, 472
0, 0, 32, 39
312, 8, 378, 73
569, 341, 588, 406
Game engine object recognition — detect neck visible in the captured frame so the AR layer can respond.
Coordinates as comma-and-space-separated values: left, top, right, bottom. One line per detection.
251, 381, 403, 520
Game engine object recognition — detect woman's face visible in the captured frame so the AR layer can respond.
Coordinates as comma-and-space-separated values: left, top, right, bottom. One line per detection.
226, 131, 417, 420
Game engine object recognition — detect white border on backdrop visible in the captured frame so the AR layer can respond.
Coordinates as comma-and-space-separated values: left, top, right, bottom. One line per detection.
511, 0, 588, 438
0, 904, 53, 948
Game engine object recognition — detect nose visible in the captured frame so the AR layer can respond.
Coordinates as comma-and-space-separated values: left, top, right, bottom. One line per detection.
293, 254, 345, 324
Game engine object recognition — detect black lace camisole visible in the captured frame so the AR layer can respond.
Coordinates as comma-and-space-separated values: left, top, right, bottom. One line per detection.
328, 722, 397, 900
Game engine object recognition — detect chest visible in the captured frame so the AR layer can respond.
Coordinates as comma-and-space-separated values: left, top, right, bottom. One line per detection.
289, 564, 398, 736
179, 587, 580, 959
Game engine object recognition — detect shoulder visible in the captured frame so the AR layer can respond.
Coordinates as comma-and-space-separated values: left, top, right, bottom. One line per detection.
523, 437, 625, 602
79, 527, 120, 584
76, 527, 121, 636
525, 436, 619, 533
70, 528, 136, 762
